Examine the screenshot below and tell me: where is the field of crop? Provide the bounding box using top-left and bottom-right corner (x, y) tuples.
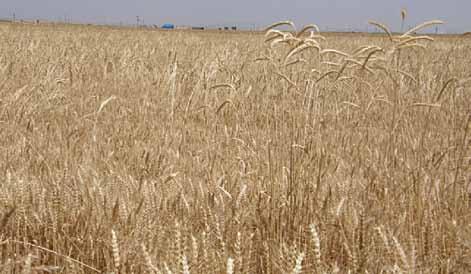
(0, 20), (470, 273)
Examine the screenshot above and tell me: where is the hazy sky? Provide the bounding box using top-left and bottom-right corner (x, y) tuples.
(2, 0), (470, 32)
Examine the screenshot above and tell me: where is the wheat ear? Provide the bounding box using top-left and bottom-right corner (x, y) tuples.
(401, 9), (407, 22)
(395, 36), (434, 48)
(401, 20), (444, 37)
(296, 24), (320, 37)
(310, 224), (322, 267)
(142, 244), (161, 274)
(264, 21), (296, 32)
(227, 257), (234, 274)
(284, 43), (320, 64)
(320, 49), (350, 58)
(368, 21), (393, 42)
(292, 252), (305, 274)
(111, 229), (120, 272)
(181, 255), (190, 274)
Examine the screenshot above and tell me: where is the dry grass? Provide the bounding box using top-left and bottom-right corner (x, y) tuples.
(0, 19), (470, 273)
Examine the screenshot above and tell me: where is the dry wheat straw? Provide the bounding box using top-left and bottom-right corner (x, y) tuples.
(10, 240), (100, 273)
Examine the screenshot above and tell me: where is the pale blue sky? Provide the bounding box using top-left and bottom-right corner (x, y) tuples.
(1, 0), (469, 32)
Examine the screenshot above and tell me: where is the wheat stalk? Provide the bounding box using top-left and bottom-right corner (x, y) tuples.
(9, 240), (100, 273)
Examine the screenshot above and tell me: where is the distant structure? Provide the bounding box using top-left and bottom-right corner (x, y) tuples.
(217, 26), (237, 31)
(161, 23), (175, 29)
(192, 26), (204, 30)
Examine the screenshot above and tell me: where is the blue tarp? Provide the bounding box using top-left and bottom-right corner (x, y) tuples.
(161, 23), (174, 29)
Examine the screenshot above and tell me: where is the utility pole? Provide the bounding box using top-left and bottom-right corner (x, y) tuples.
(12, 13), (15, 22)
(136, 16), (140, 27)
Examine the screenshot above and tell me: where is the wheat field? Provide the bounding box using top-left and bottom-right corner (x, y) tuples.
(0, 19), (470, 273)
